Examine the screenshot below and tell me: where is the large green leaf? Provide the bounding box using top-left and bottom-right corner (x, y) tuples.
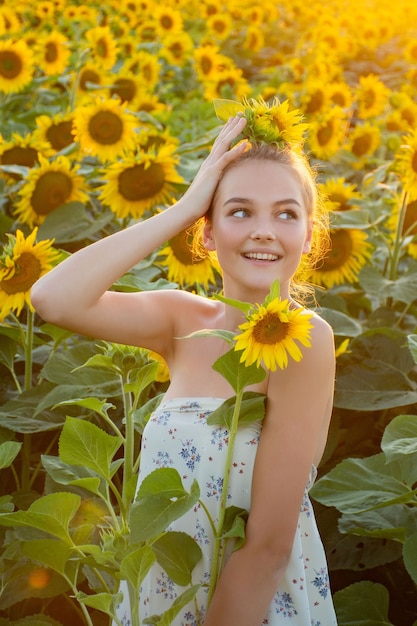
(403, 532), (417, 584)
(0, 441), (22, 469)
(22, 539), (72, 577)
(310, 453), (416, 514)
(212, 348), (266, 393)
(206, 392), (266, 429)
(334, 581), (393, 625)
(152, 531), (202, 585)
(338, 504), (417, 542)
(359, 264), (417, 306)
(59, 417), (122, 480)
(381, 414), (417, 463)
(317, 307), (363, 337)
(143, 584), (201, 626)
(120, 544), (156, 591)
(37, 201), (113, 243)
(0, 383), (66, 433)
(0, 492), (81, 543)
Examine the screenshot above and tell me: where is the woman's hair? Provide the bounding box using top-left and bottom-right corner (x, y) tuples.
(191, 142), (330, 302)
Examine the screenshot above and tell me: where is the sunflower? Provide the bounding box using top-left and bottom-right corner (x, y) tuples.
(147, 350), (170, 383)
(74, 63), (105, 101)
(158, 228), (221, 288)
(299, 81), (330, 116)
(73, 98), (137, 162)
(107, 71), (147, 109)
(307, 107), (347, 160)
(0, 39), (34, 94)
(309, 228), (373, 288)
(154, 6), (183, 37)
(123, 50), (161, 90)
(346, 122), (381, 169)
(355, 74), (390, 120)
(394, 130), (417, 198)
(214, 96), (308, 148)
(34, 112), (76, 153)
(206, 14), (233, 40)
(35, 31), (71, 76)
(329, 81), (354, 110)
(234, 298), (314, 372)
(0, 132), (53, 180)
(14, 155), (89, 228)
(0, 228), (60, 320)
(318, 177), (362, 212)
(0, 6), (21, 34)
(243, 25), (264, 53)
(193, 44), (223, 80)
(85, 25), (118, 70)
(98, 146), (183, 219)
(159, 32), (194, 66)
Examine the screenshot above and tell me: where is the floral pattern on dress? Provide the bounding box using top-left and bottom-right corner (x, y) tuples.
(114, 398), (337, 626)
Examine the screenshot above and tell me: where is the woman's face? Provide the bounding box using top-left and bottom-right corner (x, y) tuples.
(203, 159), (313, 301)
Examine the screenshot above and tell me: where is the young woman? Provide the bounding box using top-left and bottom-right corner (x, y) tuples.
(31, 115), (337, 625)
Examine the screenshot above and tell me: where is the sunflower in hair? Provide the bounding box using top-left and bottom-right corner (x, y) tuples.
(214, 96), (308, 149)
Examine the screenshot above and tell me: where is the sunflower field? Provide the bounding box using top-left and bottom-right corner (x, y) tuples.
(0, 0), (417, 624)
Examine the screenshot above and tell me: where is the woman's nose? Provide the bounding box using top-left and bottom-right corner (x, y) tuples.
(250, 222), (276, 241)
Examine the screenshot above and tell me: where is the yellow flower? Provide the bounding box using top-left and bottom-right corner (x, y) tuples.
(36, 31), (71, 76)
(318, 177), (362, 212)
(123, 50), (161, 90)
(74, 63), (104, 100)
(0, 132), (53, 181)
(214, 96), (308, 149)
(234, 298), (314, 372)
(14, 155), (89, 228)
(34, 112), (75, 153)
(307, 107), (347, 160)
(148, 350), (170, 383)
(194, 44), (223, 80)
(0, 228), (60, 320)
(158, 228), (221, 289)
(355, 74), (390, 120)
(394, 130), (417, 198)
(107, 71), (147, 109)
(0, 39), (34, 94)
(154, 6), (184, 37)
(159, 32), (194, 66)
(309, 228), (373, 288)
(73, 98), (137, 162)
(346, 122), (381, 168)
(206, 14), (233, 40)
(85, 25), (118, 70)
(98, 146), (183, 219)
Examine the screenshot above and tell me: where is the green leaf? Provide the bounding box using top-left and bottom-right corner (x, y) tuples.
(206, 392), (266, 429)
(52, 397), (116, 419)
(213, 98), (245, 121)
(381, 414), (417, 463)
(143, 585), (201, 626)
(0, 441), (22, 469)
(316, 308), (362, 337)
(131, 472), (200, 542)
(359, 264), (417, 306)
(403, 532), (417, 584)
(59, 416), (122, 480)
(0, 383), (66, 433)
(408, 334), (417, 363)
(214, 292), (252, 314)
(0, 492), (81, 543)
(212, 348), (266, 394)
(136, 467), (191, 500)
(0, 334), (18, 373)
(37, 201), (113, 244)
(10, 616), (65, 626)
(181, 328), (235, 346)
(221, 506), (248, 549)
(76, 590), (123, 615)
(124, 361), (159, 395)
(120, 545), (156, 591)
(311, 454), (416, 514)
(338, 504), (417, 542)
(22, 539), (72, 577)
(152, 531), (202, 586)
(334, 581), (393, 625)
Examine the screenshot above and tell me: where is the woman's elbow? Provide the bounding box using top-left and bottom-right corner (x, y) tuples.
(30, 278), (63, 325)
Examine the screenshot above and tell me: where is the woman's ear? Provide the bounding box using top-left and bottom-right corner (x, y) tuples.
(203, 219), (216, 251)
(303, 220), (314, 254)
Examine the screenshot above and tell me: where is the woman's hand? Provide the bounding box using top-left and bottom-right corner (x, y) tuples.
(181, 115), (247, 220)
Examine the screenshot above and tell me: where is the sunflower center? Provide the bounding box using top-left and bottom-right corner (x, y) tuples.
(46, 121), (75, 151)
(31, 171), (73, 215)
(110, 78), (137, 103)
(169, 231), (195, 265)
(160, 15), (174, 29)
(88, 111), (123, 145)
(118, 162), (165, 201)
(362, 88), (376, 109)
(200, 55), (213, 75)
(321, 229), (353, 270)
(96, 37), (109, 59)
(0, 252), (42, 294)
(305, 90), (325, 115)
(45, 42), (58, 63)
(352, 134), (372, 157)
(252, 311), (288, 344)
(317, 121), (334, 146)
(79, 69), (101, 91)
(404, 200), (417, 235)
(0, 50), (23, 79)
(412, 150), (417, 174)
(1, 146), (38, 169)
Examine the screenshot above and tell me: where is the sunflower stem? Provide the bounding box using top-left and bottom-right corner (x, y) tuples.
(121, 373), (135, 522)
(21, 308), (35, 492)
(207, 389), (243, 606)
(388, 189), (408, 283)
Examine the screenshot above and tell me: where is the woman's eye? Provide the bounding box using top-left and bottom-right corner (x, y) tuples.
(279, 210), (296, 220)
(231, 208), (248, 218)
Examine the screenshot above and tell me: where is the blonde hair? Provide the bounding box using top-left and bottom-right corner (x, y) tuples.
(192, 143), (330, 302)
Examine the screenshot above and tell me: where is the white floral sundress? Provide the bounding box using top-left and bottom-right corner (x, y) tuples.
(114, 397), (338, 626)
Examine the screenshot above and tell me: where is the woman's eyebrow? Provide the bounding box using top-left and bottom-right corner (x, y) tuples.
(223, 197), (302, 208)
